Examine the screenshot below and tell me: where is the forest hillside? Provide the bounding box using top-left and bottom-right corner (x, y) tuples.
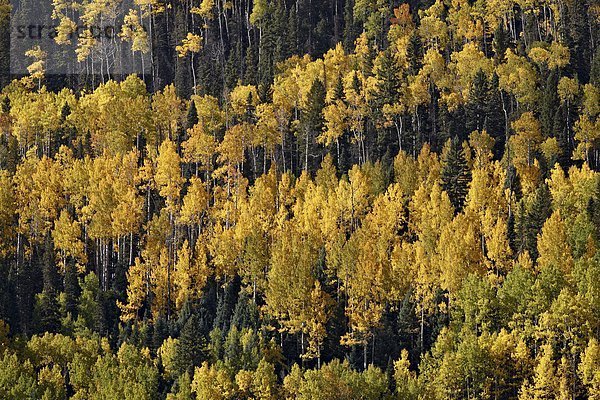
(0, 0), (599, 398)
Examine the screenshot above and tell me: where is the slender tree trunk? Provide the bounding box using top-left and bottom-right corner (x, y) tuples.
(129, 232), (134, 265)
(420, 306), (425, 355)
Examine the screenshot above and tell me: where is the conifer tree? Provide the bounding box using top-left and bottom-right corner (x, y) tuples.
(440, 137), (471, 212)
(175, 314), (208, 375)
(299, 79), (326, 173)
(186, 100), (199, 132)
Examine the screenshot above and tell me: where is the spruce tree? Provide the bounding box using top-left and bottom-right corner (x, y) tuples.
(440, 137), (471, 212)
(231, 292), (259, 330)
(588, 180), (600, 242)
(342, 0), (357, 51)
(175, 314), (208, 375)
(64, 261), (80, 318)
(406, 33), (423, 76)
(35, 235), (61, 333)
(465, 70), (489, 134)
(244, 44), (258, 86)
(540, 70), (559, 137)
(492, 24), (509, 65)
(299, 78), (326, 174)
(484, 74), (506, 157)
(333, 75), (345, 101)
(153, 315), (168, 353)
(516, 184), (552, 260)
(186, 100), (198, 131)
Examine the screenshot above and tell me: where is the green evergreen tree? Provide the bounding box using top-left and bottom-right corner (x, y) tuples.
(186, 100), (199, 131)
(515, 184), (552, 259)
(406, 33), (423, 76)
(540, 70), (559, 138)
(35, 236), (60, 333)
(175, 314), (208, 375)
(484, 74), (506, 157)
(492, 24), (509, 65)
(375, 49), (401, 161)
(441, 137), (471, 212)
(63, 261), (80, 318)
(299, 78), (326, 174)
(465, 70), (489, 133)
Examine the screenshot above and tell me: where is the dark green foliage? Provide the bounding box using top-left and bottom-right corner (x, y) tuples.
(465, 70), (490, 134)
(407, 32), (423, 76)
(514, 184), (552, 259)
(175, 314), (208, 375)
(375, 49), (401, 162)
(231, 292), (259, 331)
(185, 100), (198, 131)
(540, 70), (559, 137)
(63, 262), (80, 319)
(441, 137), (471, 212)
(153, 315), (169, 352)
(299, 78), (326, 174)
(492, 23), (509, 65)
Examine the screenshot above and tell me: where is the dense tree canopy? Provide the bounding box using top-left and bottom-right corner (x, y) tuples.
(0, 0), (598, 398)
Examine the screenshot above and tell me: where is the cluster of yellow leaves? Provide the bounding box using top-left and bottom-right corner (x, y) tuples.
(176, 33), (203, 58)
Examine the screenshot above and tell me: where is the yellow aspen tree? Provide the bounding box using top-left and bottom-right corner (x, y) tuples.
(447, 0), (484, 42)
(52, 210), (86, 274)
(448, 43), (494, 103)
(510, 112), (543, 193)
(24, 46), (47, 89)
(192, 362), (236, 400)
(548, 42), (570, 69)
(254, 103), (282, 171)
(497, 49), (539, 108)
(178, 176), (209, 232)
(152, 85), (185, 145)
(236, 169), (278, 300)
(118, 257), (150, 322)
(69, 77), (153, 155)
(250, 358), (278, 400)
(320, 100), (348, 148)
(482, 211), (512, 274)
(209, 222), (241, 283)
(418, 0), (449, 50)
(138, 210), (171, 318)
(536, 210), (574, 276)
(0, 171), (15, 258)
(155, 139), (184, 212)
(582, 84), (600, 118)
(14, 151), (65, 245)
(176, 33), (203, 94)
(466, 161), (508, 220)
(519, 344), (558, 400)
(573, 115), (600, 165)
(183, 122), (217, 178)
(410, 182), (454, 254)
(151, 247), (172, 318)
(120, 9), (150, 53)
(342, 184), (405, 368)
(469, 130), (495, 168)
(305, 282), (333, 368)
(229, 85), (259, 118)
(111, 185), (144, 265)
(265, 222), (319, 360)
(51, 0), (77, 45)
(436, 212), (485, 299)
(173, 241), (195, 311)
(579, 339), (600, 400)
